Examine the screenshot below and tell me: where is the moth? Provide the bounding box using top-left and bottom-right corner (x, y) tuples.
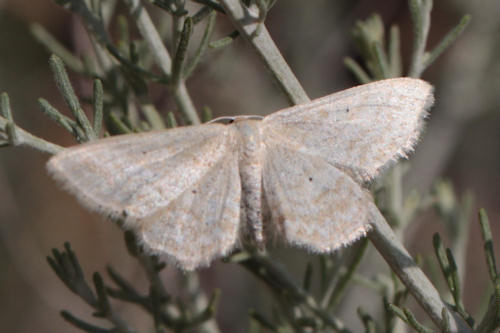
(47, 78), (433, 270)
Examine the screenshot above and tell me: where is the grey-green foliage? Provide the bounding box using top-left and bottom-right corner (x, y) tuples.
(1, 1), (497, 333)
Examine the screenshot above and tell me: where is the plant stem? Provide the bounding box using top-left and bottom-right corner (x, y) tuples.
(368, 210), (473, 333)
(218, 0), (310, 105)
(124, 0), (201, 124)
(183, 272), (220, 333)
(2, 122), (63, 154)
(408, 0), (432, 77)
(30, 23), (85, 73)
(238, 252), (351, 332)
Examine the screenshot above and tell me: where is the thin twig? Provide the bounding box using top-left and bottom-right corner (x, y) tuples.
(123, 0), (201, 124)
(92, 79), (104, 136)
(218, 0), (310, 105)
(47, 243), (138, 333)
(368, 210), (473, 333)
(38, 98), (86, 140)
(388, 25), (402, 77)
(235, 251), (352, 333)
(466, 209), (499, 332)
(408, 0), (432, 77)
(423, 15), (471, 70)
(183, 272), (221, 333)
(344, 57), (371, 84)
(323, 239), (369, 310)
(192, 0), (225, 14)
(184, 10), (217, 78)
(49, 54), (97, 141)
(0, 94), (63, 154)
(30, 23), (85, 73)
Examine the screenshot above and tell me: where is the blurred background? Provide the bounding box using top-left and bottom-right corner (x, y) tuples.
(0, 0), (499, 332)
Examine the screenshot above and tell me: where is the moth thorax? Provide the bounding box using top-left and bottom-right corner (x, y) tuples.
(235, 120), (265, 247)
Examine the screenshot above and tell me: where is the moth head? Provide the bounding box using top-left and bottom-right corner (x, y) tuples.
(209, 115), (264, 125)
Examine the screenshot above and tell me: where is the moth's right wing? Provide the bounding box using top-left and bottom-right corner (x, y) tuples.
(260, 78), (432, 251)
(262, 78), (433, 182)
(47, 124), (242, 270)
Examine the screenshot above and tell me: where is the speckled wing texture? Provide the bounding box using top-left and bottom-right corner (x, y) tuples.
(262, 146), (376, 251)
(262, 78), (434, 182)
(261, 78), (433, 251)
(47, 124), (241, 270)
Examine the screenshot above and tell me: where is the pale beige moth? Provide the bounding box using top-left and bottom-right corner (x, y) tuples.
(47, 78), (433, 270)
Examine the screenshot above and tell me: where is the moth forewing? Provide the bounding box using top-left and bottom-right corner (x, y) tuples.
(261, 77), (433, 182)
(47, 124), (243, 270)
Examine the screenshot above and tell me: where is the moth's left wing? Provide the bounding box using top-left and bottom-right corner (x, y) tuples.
(47, 124), (242, 270)
(262, 78), (433, 182)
